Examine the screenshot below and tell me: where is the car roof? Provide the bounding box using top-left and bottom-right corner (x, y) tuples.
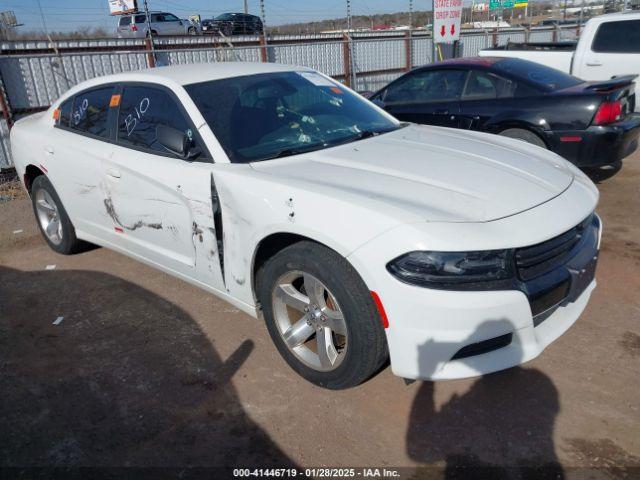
(56, 62), (314, 103)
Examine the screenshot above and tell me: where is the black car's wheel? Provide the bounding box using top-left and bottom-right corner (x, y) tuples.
(499, 128), (547, 149)
(221, 24), (233, 37)
(256, 241), (388, 390)
(31, 175), (82, 255)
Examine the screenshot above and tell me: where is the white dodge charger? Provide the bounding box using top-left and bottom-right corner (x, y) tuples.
(10, 62), (601, 389)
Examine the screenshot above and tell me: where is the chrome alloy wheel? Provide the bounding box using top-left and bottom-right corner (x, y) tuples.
(272, 271), (348, 372)
(35, 188), (63, 245)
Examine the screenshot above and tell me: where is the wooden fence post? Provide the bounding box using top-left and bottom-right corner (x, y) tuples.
(0, 69), (14, 129)
(144, 37), (156, 68)
(342, 33), (351, 88)
(259, 35), (268, 62)
(404, 31), (412, 71)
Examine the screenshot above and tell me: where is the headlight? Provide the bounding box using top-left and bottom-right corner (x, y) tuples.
(386, 250), (514, 290)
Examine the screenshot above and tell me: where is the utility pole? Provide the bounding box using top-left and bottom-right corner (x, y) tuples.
(409, 0), (414, 29)
(346, 0), (352, 32)
(244, 0), (249, 14)
(259, 0), (266, 37)
(143, 0), (156, 65)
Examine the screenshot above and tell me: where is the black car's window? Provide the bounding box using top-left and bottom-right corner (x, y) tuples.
(56, 98), (72, 127)
(592, 20), (640, 53)
(493, 58), (581, 91)
(384, 70), (467, 104)
(117, 86), (198, 157)
(186, 71), (400, 164)
(69, 87), (113, 138)
(134, 14), (146, 23)
(462, 70), (516, 100)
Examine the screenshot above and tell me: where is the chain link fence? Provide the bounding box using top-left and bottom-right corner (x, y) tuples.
(0, 25), (578, 169)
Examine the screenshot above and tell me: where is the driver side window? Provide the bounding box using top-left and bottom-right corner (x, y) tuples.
(384, 70), (467, 105)
(116, 85), (202, 158)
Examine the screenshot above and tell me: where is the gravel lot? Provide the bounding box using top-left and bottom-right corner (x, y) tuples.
(1, 151), (639, 478)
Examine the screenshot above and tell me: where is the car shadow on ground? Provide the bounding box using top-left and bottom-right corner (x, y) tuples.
(406, 320), (564, 479)
(0, 266), (296, 472)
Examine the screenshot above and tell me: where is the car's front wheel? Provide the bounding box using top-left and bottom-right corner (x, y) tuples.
(31, 175), (81, 255)
(257, 241), (388, 389)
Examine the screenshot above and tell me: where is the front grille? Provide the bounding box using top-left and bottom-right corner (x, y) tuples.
(515, 215), (592, 281)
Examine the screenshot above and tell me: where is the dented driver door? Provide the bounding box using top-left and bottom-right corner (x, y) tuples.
(100, 84), (225, 291)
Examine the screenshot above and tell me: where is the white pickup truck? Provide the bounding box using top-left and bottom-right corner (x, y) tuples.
(480, 12), (640, 110)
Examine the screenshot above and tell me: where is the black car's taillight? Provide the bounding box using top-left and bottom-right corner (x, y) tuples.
(592, 101), (623, 125)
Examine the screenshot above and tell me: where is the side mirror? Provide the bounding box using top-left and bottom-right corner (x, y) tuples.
(156, 124), (200, 159)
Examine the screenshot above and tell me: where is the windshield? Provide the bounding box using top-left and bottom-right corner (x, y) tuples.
(186, 71), (400, 163)
(215, 13), (235, 20)
(493, 58), (582, 91)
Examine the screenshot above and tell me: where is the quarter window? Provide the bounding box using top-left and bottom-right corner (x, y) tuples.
(69, 87), (113, 138)
(463, 70), (515, 100)
(592, 20), (640, 53)
(56, 98), (72, 127)
(384, 70), (467, 104)
(117, 85), (197, 156)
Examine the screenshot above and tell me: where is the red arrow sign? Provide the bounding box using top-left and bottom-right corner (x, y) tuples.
(440, 25), (446, 37)
(451, 24), (456, 35)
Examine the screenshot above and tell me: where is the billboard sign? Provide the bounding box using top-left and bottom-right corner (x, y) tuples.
(434, 0), (463, 43)
(108, 0), (138, 15)
(514, 0), (529, 7)
(0, 11), (18, 27)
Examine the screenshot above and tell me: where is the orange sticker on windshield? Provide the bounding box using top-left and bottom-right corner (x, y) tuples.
(330, 87), (343, 94)
(109, 94), (121, 107)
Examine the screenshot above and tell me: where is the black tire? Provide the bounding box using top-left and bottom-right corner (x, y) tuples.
(31, 175), (82, 255)
(256, 241), (388, 389)
(187, 27), (197, 35)
(499, 128), (547, 149)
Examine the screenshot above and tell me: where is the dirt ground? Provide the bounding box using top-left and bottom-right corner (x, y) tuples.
(1, 151), (639, 479)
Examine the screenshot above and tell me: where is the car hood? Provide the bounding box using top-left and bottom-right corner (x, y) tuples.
(250, 125), (574, 223)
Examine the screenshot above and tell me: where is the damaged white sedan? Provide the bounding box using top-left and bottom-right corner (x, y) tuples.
(11, 62), (601, 389)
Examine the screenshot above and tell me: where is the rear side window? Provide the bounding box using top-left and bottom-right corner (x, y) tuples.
(118, 17), (130, 27)
(134, 14), (146, 23)
(117, 85), (196, 156)
(69, 87), (113, 138)
(592, 20), (640, 53)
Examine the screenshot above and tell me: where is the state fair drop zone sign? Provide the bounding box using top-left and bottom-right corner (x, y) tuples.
(108, 0), (138, 15)
(434, 0), (463, 43)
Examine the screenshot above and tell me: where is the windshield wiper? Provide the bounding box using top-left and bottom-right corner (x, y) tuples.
(258, 143), (328, 161)
(328, 123), (409, 148)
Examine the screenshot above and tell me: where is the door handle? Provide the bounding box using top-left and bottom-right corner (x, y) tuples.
(107, 168), (121, 179)
(435, 109), (449, 114)
(586, 60), (602, 66)
(44, 146), (54, 155)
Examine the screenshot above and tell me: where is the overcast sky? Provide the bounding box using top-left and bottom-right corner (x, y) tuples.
(2, 0), (446, 32)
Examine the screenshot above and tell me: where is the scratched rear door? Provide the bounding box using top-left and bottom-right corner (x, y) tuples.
(102, 84), (224, 290)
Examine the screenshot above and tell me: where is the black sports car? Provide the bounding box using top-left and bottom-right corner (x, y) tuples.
(368, 57), (640, 169)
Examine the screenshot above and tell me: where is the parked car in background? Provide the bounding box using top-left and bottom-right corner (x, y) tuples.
(201, 13), (263, 36)
(481, 12), (640, 110)
(368, 57), (640, 170)
(116, 11), (199, 38)
(10, 63), (601, 389)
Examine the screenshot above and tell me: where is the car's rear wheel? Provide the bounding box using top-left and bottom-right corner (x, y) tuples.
(256, 241), (388, 389)
(499, 128), (547, 149)
(31, 175), (81, 255)
(187, 27), (197, 35)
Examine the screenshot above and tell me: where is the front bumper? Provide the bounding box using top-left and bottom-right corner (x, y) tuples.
(548, 113), (640, 168)
(348, 175), (601, 381)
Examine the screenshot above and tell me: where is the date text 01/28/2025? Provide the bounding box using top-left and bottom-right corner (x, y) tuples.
(233, 468), (401, 477)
